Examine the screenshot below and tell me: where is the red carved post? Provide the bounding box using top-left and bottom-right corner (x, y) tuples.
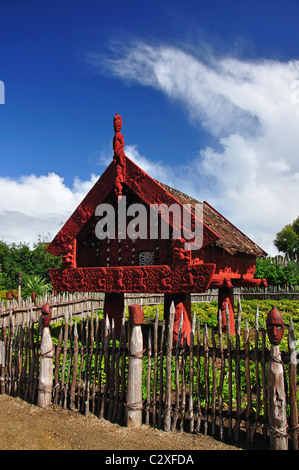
(113, 113), (126, 198)
(218, 284), (235, 335)
(164, 293), (192, 345)
(266, 306), (288, 450)
(126, 305), (144, 427)
(103, 293), (124, 340)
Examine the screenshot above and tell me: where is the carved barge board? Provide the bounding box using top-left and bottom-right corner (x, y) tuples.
(49, 263), (216, 294)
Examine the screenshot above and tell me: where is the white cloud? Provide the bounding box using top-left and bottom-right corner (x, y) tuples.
(0, 173), (99, 246)
(88, 42), (299, 255)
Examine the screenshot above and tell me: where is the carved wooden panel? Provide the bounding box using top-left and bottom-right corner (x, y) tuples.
(49, 263), (216, 294)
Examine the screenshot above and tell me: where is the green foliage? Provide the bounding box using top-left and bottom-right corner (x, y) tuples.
(141, 299), (299, 351)
(0, 238), (61, 290)
(255, 257), (299, 287)
(141, 299), (299, 406)
(21, 274), (52, 299)
(274, 216), (299, 258)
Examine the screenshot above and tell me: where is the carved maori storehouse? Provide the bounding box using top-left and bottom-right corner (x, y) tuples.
(46, 114), (267, 341)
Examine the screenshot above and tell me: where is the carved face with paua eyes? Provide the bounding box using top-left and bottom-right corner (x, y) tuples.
(41, 303), (51, 327)
(266, 306), (284, 345)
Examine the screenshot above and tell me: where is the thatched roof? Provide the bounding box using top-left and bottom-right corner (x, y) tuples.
(156, 181), (267, 258)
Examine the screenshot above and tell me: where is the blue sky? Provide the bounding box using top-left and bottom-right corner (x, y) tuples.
(1, 0), (299, 255)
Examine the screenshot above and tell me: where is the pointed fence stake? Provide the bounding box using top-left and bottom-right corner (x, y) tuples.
(164, 301), (175, 432)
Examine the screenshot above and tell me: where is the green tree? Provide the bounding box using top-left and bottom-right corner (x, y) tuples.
(0, 239), (61, 290)
(255, 257), (299, 286)
(274, 216), (299, 259)
(21, 274), (52, 299)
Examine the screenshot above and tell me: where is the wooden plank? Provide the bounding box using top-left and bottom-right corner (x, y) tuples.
(211, 329), (217, 437)
(96, 318), (105, 417)
(78, 314), (85, 412)
(234, 298), (242, 442)
(251, 305), (261, 443)
(100, 315), (110, 419)
(288, 318), (298, 450)
(107, 318), (116, 421)
(244, 319), (252, 443)
(64, 313), (73, 409)
(152, 308), (159, 427)
(70, 321), (79, 411)
(171, 312), (183, 432)
(28, 318), (37, 403)
(145, 328), (152, 425)
(203, 323), (209, 435)
(0, 326), (7, 394)
(117, 312), (127, 423)
(261, 320), (268, 442)
(179, 333), (187, 433)
(84, 313), (91, 415)
(189, 312), (196, 434)
(7, 312), (14, 396)
(32, 319), (42, 404)
(226, 303), (232, 439)
(218, 309), (225, 441)
(16, 321), (25, 398)
(163, 302), (175, 432)
(91, 312), (99, 414)
(59, 312), (69, 407)
(23, 313), (30, 401)
(158, 320), (165, 429)
(195, 318), (201, 434)
(53, 325), (63, 405)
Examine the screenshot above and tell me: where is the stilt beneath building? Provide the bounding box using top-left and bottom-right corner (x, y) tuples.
(103, 292), (124, 340)
(218, 285), (235, 335)
(164, 293), (192, 345)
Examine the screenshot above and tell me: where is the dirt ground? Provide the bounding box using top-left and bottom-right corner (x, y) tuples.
(0, 394), (250, 452)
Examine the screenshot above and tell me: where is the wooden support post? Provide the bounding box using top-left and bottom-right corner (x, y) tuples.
(218, 285), (235, 335)
(267, 344), (288, 450)
(103, 293), (124, 340)
(126, 305), (144, 427)
(38, 325), (54, 408)
(38, 304), (54, 408)
(164, 293), (191, 345)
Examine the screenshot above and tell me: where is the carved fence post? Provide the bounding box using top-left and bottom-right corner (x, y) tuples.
(38, 303), (54, 408)
(126, 305), (144, 427)
(266, 306), (288, 450)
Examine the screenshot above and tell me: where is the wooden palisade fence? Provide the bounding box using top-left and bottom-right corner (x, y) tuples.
(0, 296), (298, 450)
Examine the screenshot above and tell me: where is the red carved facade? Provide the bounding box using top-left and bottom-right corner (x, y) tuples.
(47, 114), (221, 294)
(49, 263), (216, 294)
(46, 114), (267, 335)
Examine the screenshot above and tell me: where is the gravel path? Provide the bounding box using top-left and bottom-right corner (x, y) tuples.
(0, 394), (247, 451)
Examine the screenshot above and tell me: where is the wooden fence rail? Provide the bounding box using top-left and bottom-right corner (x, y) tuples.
(0, 298), (298, 449)
(1, 286), (299, 322)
